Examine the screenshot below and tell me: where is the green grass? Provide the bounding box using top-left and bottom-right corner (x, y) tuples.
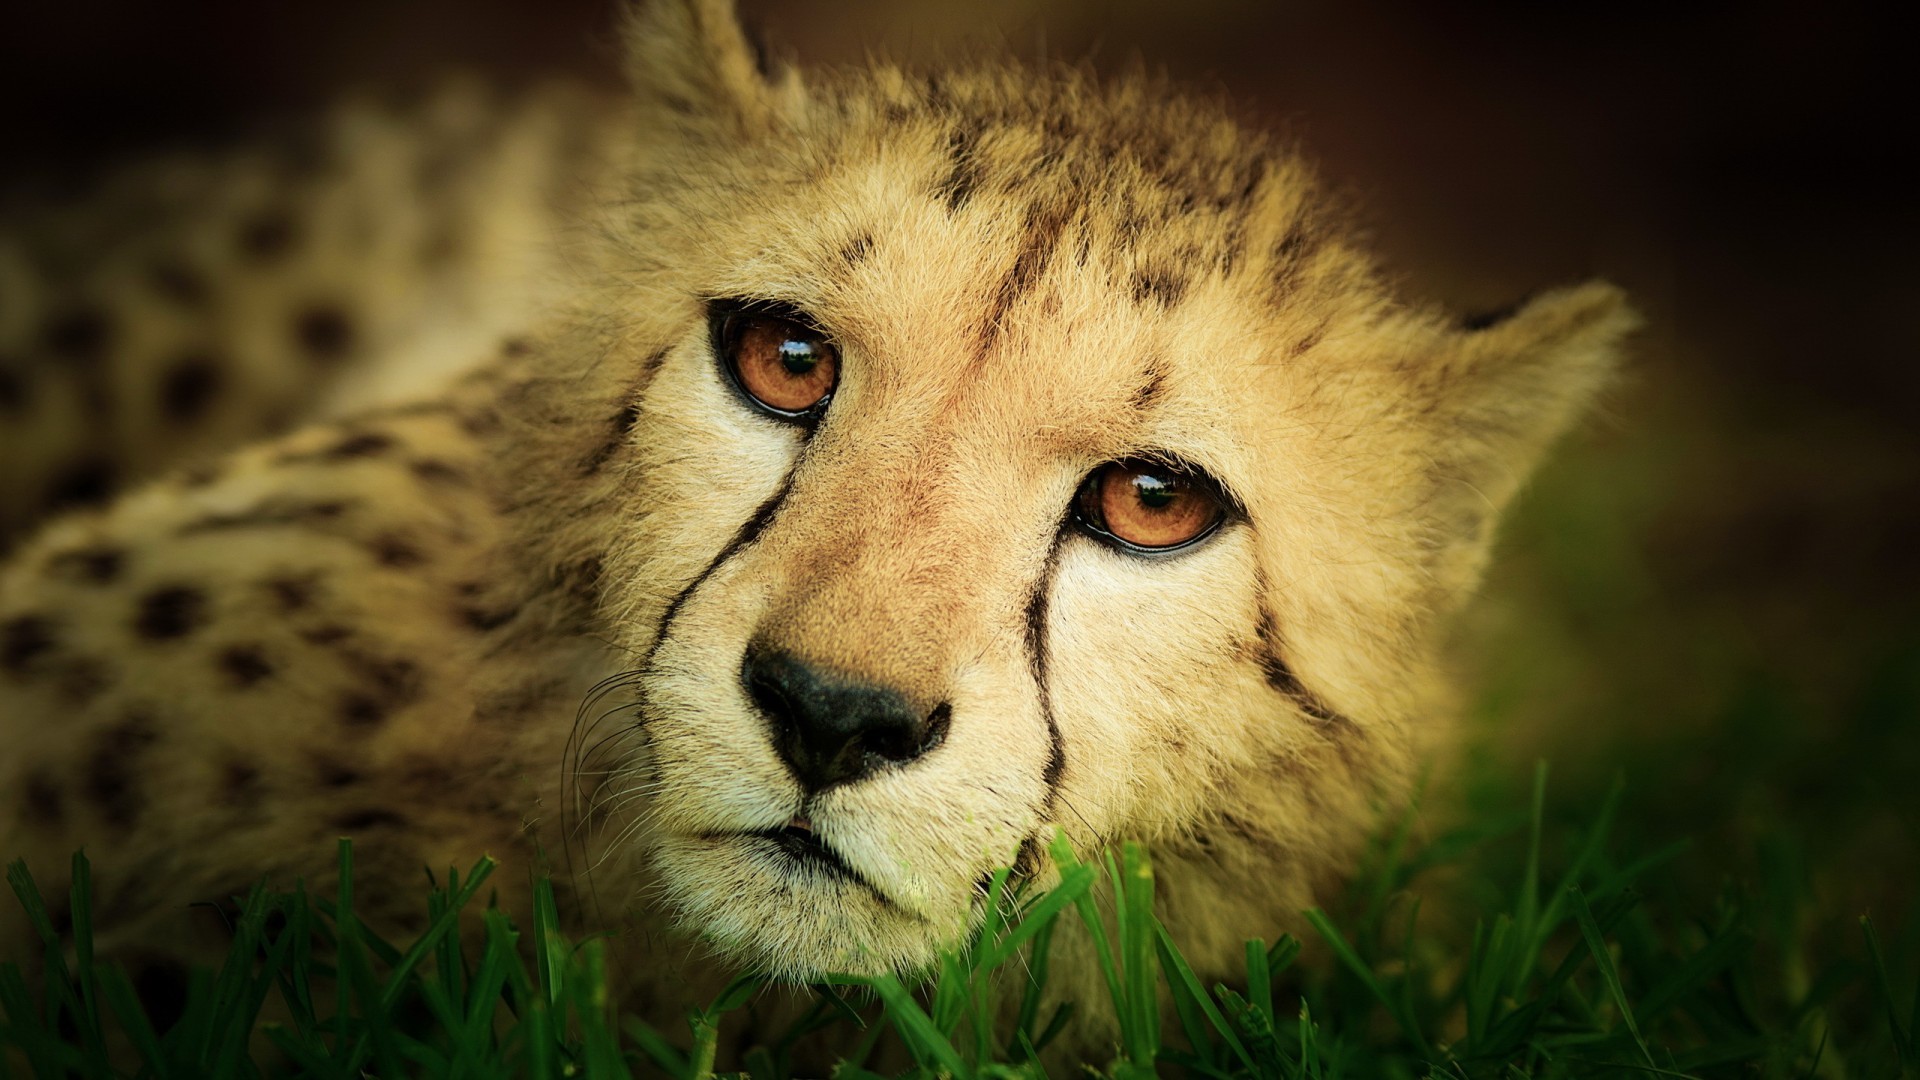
(4, 762), (1915, 1078)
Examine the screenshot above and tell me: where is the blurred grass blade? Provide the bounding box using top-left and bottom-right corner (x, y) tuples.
(1152, 924), (1253, 1073)
(1304, 907), (1431, 1057)
(1571, 885), (1655, 1066)
(849, 972), (973, 1080)
(1861, 916), (1914, 1070)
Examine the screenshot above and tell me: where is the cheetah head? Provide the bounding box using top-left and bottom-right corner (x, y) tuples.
(546, 0), (1636, 981)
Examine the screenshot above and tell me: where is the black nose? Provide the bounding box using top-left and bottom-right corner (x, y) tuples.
(742, 644), (950, 793)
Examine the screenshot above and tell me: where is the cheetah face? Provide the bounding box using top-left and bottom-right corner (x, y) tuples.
(614, 251), (1279, 978)
(576, 1), (1632, 981)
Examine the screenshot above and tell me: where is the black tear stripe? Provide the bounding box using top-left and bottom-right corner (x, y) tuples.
(1024, 530), (1068, 816)
(635, 468), (799, 687)
(1251, 572), (1352, 731)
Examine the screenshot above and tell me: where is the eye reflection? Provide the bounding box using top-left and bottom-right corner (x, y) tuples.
(1074, 459), (1225, 552)
(717, 307), (839, 418)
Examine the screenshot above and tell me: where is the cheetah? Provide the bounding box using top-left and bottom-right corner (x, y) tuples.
(0, 0), (1635, 1052)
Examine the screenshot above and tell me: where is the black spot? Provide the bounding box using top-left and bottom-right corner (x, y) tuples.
(51, 545), (124, 584)
(347, 652), (421, 705)
(134, 586), (208, 641)
(565, 553), (605, 605)
(45, 458), (116, 511)
(54, 656), (113, 705)
(159, 352), (225, 423)
(177, 499), (351, 534)
(1461, 294), (1532, 332)
(457, 408), (500, 437)
(263, 575), (317, 612)
(334, 808), (409, 832)
(1131, 367), (1168, 411)
(314, 757), (362, 788)
(743, 17), (775, 77)
(408, 458), (467, 486)
(500, 337), (531, 357)
(87, 713), (159, 831)
(580, 403), (644, 474)
(217, 644), (274, 688)
(839, 232), (873, 267)
(221, 759), (263, 809)
(20, 769), (63, 827)
(293, 306), (354, 362)
(179, 463), (223, 489)
(42, 308), (113, 363)
(2, 614), (56, 672)
(933, 124), (980, 212)
(0, 361), (27, 414)
(458, 603), (517, 632)
(237, 211), (299, 262)
(131, 960), (190, 1033)
(1270, 222), (1320, 294)
(978, 205), (1067, 359)
(339, 692), (387, 729)
(147, 260), (210, 307)
(369, 533), (424, 568)
(323, 431), (395, 459)
(300, 624), (352, 646)
(1288, 321), (1329, 359)
(1130, 269), (1188, 308)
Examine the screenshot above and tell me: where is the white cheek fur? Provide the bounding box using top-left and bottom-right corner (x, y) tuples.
(1045, 525), (1269, 840)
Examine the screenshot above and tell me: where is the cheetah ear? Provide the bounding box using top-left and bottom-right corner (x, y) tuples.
(1419, 280), (1639, 599)
(622, 0), (804, 131)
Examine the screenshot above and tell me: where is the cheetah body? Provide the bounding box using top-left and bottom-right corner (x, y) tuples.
(0, 0), (1635, 1051)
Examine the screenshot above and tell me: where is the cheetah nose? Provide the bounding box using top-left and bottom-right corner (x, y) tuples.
(742, 642), (951, 794)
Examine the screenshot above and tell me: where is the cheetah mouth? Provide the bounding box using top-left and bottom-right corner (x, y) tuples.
(721, 818), (903, 914)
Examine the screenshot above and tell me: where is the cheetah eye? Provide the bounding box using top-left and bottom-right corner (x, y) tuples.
(711, 301), (840, 422)
(1072, 458), (1228, 553)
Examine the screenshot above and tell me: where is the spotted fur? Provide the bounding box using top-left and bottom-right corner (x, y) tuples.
(0, 0), (1635, 1056)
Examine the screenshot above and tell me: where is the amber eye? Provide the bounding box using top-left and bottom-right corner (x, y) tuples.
(1073, 459), (1227, 552)
(717, 307), (839, 419)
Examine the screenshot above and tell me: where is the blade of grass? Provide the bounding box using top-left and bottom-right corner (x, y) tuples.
(1304, 907), (1432, 1058)
(625, 1017), (691, 1076)
(266, 1022), (347, 1077)
(1119, 842), (1159, 1067)
(5, 860), (93, 1067)
(1048, 833), (1123, 1018)
(1152, 924), (1254, 1074)
(96, 964), (173, 1079)
(1861, 916), (1914, 1070)
(377, 856), (496, 1012)
(843, 971), (973, 1080)
(1571, 885), (1655, 1067)
(978, 863), (1096, 973)
(65, 853), (109, 1076)
(571, 939), (629, 1080)
(0, 961), (62, 1079)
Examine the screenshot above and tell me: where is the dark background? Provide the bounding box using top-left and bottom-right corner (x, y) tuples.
(4, 0), (1914, 943)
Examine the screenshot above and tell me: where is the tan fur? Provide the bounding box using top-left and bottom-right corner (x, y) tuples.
(0, 0), (1635, 1056)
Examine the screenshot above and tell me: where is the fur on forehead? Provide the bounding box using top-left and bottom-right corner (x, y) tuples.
(619, 1), (1343, 287)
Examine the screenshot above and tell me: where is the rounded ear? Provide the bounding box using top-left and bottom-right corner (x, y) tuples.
(621, 0), (805, 133)
(1419, 280), (1640, 597)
